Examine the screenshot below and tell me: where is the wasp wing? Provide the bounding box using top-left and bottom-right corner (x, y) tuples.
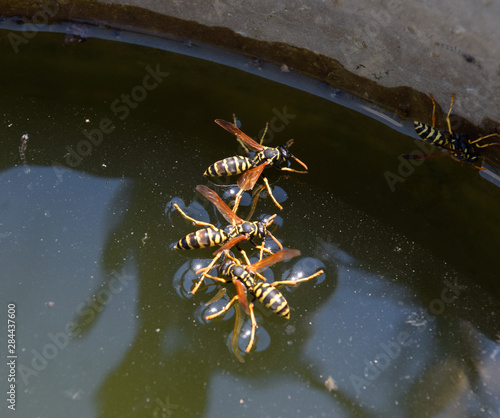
(215, 119), (266, 152)
(196, 185), (243, 225)
(234, 279), (250, 315)
(237, 161), (269, 191)
(246, 249), (301, 274)
(213, 235), (249, 255)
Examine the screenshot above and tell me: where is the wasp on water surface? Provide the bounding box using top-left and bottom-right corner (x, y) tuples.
(173, 185), (283, 294)
(409, 93), (500, 169)
(199, 249), (324, 353)
(204, 117), (309, 211)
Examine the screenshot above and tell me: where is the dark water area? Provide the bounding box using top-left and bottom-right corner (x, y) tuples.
(0, 24), (499, 417)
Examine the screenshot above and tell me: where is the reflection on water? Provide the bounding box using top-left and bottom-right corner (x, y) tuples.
(0, 28), (499, 418)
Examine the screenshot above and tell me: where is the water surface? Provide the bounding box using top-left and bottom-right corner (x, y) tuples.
(0, 27), (499, 418)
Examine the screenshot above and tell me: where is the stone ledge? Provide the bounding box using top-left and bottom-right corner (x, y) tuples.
(2, 0), (500, 159)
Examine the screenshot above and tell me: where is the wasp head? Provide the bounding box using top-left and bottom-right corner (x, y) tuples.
(279, 139), (308, 172)
(254, 221), (267, 239)
(220, 259), (235, 276)
(277, 142), (292, 163)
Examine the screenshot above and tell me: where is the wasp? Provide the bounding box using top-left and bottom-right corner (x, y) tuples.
(410, 93), (500, 169)
(204, 117), (309, 211)
(173, 185), (283, 294)
(200, 249), (324, 353)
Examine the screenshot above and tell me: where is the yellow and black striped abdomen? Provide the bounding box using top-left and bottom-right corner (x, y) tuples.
(175, 227), (227, 250)
(254, 283), (290, 320)
(414, 121), (449, 147)
(204, 156), (253, 177)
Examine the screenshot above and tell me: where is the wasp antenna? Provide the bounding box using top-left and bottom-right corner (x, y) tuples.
(267, 230), (283, 250)
(265, 213), (277, 226)
(195, 263), (221, 275)
(292, 155), (309, 171)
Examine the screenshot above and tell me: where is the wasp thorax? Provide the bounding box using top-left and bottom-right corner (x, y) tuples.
(231, 264), (247, 278)
(238, 222), (256, 235)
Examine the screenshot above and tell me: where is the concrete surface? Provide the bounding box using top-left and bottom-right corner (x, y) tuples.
(2, 0), (500, 133)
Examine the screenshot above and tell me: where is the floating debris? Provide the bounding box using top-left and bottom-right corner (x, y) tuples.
(19, 133), (30, 174)
(64, 24), (88, 46)
(324, 375), (338, 392)
(280, 64), (290, 72)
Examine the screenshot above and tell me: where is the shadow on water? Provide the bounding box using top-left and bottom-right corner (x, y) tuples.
(0, 28), (499, 417)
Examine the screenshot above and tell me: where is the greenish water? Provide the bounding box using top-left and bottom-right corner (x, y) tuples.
(0, 26), (499, 418)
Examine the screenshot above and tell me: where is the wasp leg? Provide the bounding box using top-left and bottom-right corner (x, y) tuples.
(261, 176), (283, 210)
(272, 269), (324, 287)
(205, 295), (240, 320)
(249, 248), (269, 281)
(173, 204), (217, 229)
(245, 300), (258, 353)
(449, 154), (486, 171)
(224, 250), (245, 265)
(244, 184), (266, 221)
(469, 133), (500, 148)
(251, 270), (267, 282)
(240, 250), (267, 282)
(247, 234), (275, 257)
(445, 93), (455, 135)
(257, 243), (273, 259)
(238, 140), (252, 156)
(257, 244), (274, 261)
(232, 189), (244, 214)
(195, 254), (225, 275)
(196, 272), (228, 284)
(252, 241), (275, 253)
(195, 264), (219, 275)
(256, 244), (274, 261)
(192, 252), (224, 294)
(279, 167), (308, 174)
(224, 250), (252, 270)
(255, 239), (277, 260)
(232, 113), (254, 156)
(259, 121), (269, 145)
(239, 249), (250, 264)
